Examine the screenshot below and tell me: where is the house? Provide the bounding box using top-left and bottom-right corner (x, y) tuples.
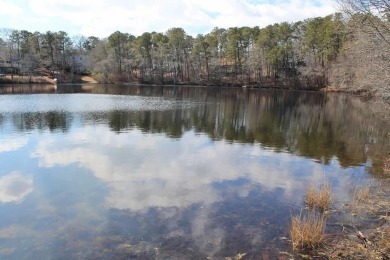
(70, 55), (88, 73)
(0, 55), (21, 73)
(0, 55), (10, 68)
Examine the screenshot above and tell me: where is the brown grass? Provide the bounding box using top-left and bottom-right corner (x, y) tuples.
(290, 211), (326, 250)
(81, 76), (98, 83)
(0, 75), (55, 84)
(351, 185), (371, 215)
(379, 228), (390, 253)
(304, 183), (333, 211)
(353, 186), (371, 203)
(384, 157), (390, 175)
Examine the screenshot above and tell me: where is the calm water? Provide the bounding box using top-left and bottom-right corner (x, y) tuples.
(0, 84), (389, 259)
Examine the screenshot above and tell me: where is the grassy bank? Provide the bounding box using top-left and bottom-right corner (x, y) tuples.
(324, 181), (390, 259)
(289, 161), (390, 259)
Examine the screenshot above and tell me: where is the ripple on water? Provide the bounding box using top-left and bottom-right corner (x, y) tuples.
(0, 94), (198, 114)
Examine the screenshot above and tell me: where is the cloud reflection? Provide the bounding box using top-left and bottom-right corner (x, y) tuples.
(0, 172), (33, 203)
(0, 137), (28, 153)
(31, 126), (356, 211)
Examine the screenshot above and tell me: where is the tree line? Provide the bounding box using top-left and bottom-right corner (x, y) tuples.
(0, 14), (345, 88)
(0, 0), (389, 96)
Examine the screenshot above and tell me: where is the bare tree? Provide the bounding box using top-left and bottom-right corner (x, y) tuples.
(334, 0), (390, 106)
(337, 0), (390, 44)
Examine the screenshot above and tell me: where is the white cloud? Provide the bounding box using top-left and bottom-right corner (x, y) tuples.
(0, 0), (23, 16)
(1, 0), (336, 37)
(0, 172), (33, 203)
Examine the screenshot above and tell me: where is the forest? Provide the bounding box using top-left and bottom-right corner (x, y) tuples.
(0, 0), (389, 103)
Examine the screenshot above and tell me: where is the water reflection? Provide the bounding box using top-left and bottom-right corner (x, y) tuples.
(0, 136), (28, 153)
(0, 172), (33, 203)
(31, 127), (316, 210)
(0, 84), (389, 258)
(1, 85), (387, 169)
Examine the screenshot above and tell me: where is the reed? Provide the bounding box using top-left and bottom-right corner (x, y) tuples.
(350, 185), (371, 215)
(304, 183), (333, 211)
(353, 185), (371, 203)
(290, 210), (326, 250)
(384, 157), (390, 175)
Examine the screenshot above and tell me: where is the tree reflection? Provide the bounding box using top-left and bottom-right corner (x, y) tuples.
(1, 85), (389, 169)
(97, 87), (388, 169)
(11, 111), (72, 132)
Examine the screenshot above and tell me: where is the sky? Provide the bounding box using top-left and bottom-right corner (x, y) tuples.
(0, 0), (336, 38)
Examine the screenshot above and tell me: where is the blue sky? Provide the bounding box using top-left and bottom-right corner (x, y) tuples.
(0, 0), (336, 38)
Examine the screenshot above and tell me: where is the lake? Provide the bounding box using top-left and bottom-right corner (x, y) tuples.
(0, 84), (389, 259)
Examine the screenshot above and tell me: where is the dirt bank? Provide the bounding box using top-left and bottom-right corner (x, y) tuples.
(0, 75), (55, 84)
(0, 75), (98, 84)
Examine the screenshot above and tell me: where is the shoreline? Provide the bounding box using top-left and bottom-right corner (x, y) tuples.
(1, 76), (389, 122)
(324, 178), (390, 259)
(286, 178), (390, 259)
(0, 75), (98, 84)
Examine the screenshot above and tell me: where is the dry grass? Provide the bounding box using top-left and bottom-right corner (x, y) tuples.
(304, 185), (317, 209)
(351, 185), (371, 215)
(290, 211), (326, 250)
(353, 186), (371, 203)
(0, 75), (55, 84)
(304, 183), (333, 211)
(384, 157), (390, 175)
(81, 75), (98, 83)
(378, 228), (390, 253)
